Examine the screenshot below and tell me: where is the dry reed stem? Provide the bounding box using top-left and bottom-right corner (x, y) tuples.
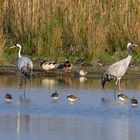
(0, 0), (140, 62)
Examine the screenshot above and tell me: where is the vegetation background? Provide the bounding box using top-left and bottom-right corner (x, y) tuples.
(0, 0), (140, 64)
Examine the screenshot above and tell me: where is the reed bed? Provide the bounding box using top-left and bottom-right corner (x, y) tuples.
(0, 0), (140, 63)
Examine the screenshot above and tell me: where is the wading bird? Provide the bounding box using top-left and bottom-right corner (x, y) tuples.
(118, 93), (130, 102)
(101, 42), (138, 91)
(5, 93), (12, 102)
(67, 94), (80, 102)
(10, 44), (33, 78)
(51, 91), (59, 100)
(131, 97), (138, 106)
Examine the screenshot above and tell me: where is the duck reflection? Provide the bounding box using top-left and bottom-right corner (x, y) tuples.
(42, 78), (56, 88)
(79, 77), (87, 83)
(57, 76), (72, 86)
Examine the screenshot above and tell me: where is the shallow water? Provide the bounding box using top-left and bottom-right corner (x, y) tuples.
(0, 75), (140, 140)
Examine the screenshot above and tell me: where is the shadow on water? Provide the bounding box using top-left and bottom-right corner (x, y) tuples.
(0, 75), (139, 139)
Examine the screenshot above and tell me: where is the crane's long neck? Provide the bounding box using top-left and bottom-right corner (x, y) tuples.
(18, 46), (22, 58)
(128, 46), (132, 56)
(127, 47), (132, 65)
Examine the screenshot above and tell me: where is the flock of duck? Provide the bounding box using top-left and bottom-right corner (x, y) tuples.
(40, 57), (87, 75)
(4, 42), (139, 107)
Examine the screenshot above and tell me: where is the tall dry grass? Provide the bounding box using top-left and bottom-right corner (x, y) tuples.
(0, 0), (140, 62)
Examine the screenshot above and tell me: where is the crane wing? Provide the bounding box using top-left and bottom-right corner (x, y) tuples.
(18, 57), (33, 71)
(106, 59), (129, 78)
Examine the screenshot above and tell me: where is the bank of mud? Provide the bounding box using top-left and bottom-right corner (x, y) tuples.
(0, 60), (139, 80)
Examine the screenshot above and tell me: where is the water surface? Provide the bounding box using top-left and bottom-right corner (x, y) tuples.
(0, 75), (140, 140)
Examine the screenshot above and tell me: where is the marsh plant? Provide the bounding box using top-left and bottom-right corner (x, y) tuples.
(0, 0), (140, 63)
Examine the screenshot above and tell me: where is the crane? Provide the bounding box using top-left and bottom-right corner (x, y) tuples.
(10, 44), (33, 78)
(101, 42), (138, 91)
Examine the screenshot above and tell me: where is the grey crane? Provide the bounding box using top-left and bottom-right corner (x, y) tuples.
(10, 44), (33, 78)
(101, 42), (138, 91)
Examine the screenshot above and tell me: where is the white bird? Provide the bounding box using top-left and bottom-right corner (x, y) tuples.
(101, 42), (138, 90)
(79, 69), (87, 76)
(40, 60), (56, 71)
(10, 44), (33, 78)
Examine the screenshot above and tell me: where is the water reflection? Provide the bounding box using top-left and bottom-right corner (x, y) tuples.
(0, 75), (139, 139)
(0, 114), (139, 140)
(16, 112), (30, 140)
(0, 75), (139, 90)
(42, 78), (56, 88)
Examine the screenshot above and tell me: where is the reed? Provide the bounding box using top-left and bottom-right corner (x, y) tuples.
(0, 0), (140, 63)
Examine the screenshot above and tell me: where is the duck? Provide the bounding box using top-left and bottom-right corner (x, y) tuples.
(64, 59), (73, 72)
(57, 59), (73, 72)
(73, 68), (87, 78)
(74, 57), (84, 65)
(5, 93), (12, 102)
(79, 69), (87, 76)
(97, 60), (104, 67)
(40, 60), (56, 71)
(81, 62), (93, 71)
(57, 63), (65, 70)
(131, 97), (138, 106)
(67, 94), (80, 102)
(118, 93), (130, 102)
(51, 91), (59, 100)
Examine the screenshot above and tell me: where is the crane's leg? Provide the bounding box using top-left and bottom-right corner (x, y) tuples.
(114, 79), (119, 98)
(116, 79), (118, 85)
(118, 78), (122, 92)
(116, 78), (122, 92)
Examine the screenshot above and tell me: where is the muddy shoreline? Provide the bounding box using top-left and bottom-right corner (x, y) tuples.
(0, 62), (139, 79)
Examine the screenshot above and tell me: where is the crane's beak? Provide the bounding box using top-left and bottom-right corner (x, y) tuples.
(133, 44), (138, 47)
(10, 45), (16, 49)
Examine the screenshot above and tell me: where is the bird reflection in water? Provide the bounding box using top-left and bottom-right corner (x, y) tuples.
(101, 97), (116, 106)
(19, 89), (31, 104)
(58, 76), (72, 87)
(42, 78), (56, 88)
(19, 76), (31, 104)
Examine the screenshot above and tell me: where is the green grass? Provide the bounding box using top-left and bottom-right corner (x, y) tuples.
(0, 0), (139, 65)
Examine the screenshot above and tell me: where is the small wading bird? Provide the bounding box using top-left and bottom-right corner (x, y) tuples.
(118, 93), (130, 102)
(51, 91), (59, 100)
(5, 93), (12, 102)
(101, 42), (138, 91)
(67, 94), (80, 102)
(117, 93), (138, 106)
(131, 97), (138, 106)
(10, 44), (33, 79)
